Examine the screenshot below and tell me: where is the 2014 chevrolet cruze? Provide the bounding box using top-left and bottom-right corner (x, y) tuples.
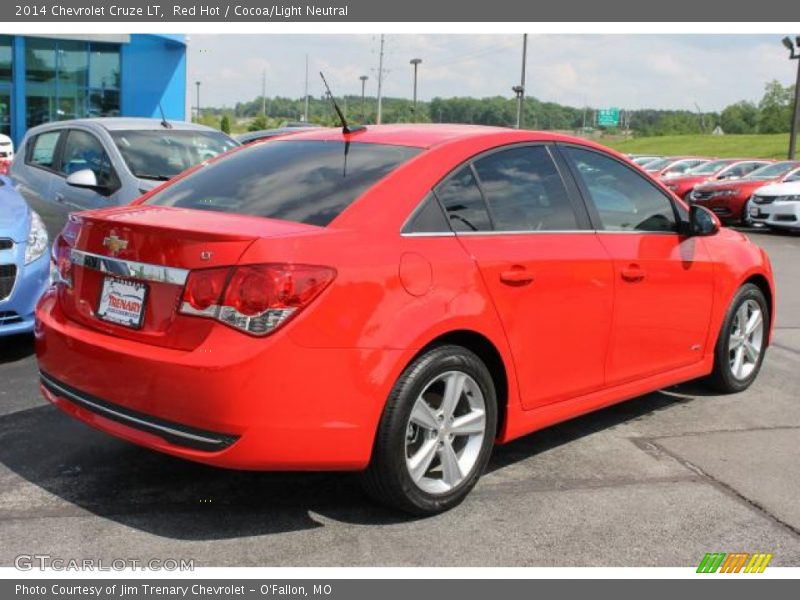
(36, 125), (775, 515)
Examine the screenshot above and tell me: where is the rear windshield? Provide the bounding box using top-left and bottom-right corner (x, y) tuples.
(111, 129), (238, 181)
(643, 157), (672, 171)
(145, 140), (421, 227)
(687, 159), (731, 175)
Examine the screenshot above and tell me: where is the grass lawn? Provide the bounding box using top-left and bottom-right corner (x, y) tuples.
(604, 134), (792, 160)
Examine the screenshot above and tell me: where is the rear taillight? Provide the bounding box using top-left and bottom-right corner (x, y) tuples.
(52, 234), (73, 287)
(180, 264), (335, 336)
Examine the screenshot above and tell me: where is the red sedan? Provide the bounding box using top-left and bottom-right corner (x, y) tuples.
(690, 161), (800, 224)
(642, 156), (710, 178)
(662, 158), (772, 200)
(36, 125), (775, 514)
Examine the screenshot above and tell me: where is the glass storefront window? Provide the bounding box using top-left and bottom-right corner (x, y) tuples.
(0, 35), (12, 82)
(0, 92), (10, 137)
(90, 43), (120, 90)
(58, 40), (89, 88)
(89, 89), (120, 118)
(24, 37), (120, 128)
(26, 38), (57, 127)
(0, 35), (12, 136)
(25, 38), (57, 84)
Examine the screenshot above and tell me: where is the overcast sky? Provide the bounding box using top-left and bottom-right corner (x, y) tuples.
(188, 34), (796, 111)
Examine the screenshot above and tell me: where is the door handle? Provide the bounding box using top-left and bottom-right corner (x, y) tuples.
(620, 264), (646, 282)
(500, 268), (535, 286)
(54, 193), (65, 203)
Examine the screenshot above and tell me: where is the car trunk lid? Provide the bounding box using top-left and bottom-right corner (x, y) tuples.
(59, 205), (317, 350)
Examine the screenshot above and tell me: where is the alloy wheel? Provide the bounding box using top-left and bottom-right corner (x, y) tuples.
(404, 371), (487, 495)
(728, 299), (764, 381)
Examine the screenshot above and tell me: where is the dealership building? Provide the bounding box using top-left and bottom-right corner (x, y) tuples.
(0, 34), (187, 146)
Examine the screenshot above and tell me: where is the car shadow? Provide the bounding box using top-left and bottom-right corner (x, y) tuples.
(0, 383), (698, 541)
(0, 334), (35, 364)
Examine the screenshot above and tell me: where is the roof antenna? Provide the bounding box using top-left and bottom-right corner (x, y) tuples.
(158, 103), (172, 129)
(319, 72), (365, 135)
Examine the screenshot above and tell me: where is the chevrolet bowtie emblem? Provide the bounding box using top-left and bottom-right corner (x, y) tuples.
(102, 234), (128, 256)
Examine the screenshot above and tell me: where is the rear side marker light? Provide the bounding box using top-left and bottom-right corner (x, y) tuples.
(52, 234), (73, 287)
(179, 264), (335, 336)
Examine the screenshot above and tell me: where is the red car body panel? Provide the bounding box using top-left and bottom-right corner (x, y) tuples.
(35, 125), (776, 471)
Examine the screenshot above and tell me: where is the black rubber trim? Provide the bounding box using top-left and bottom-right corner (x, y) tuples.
(40, 371), (239, 452)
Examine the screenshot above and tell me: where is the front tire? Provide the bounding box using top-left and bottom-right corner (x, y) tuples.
(706, 283), (769, 393)
(361, 345), (497, 515)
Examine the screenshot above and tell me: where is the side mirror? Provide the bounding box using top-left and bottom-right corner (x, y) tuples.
(65, 168), (99, 189)
(688, 204), (720, 236)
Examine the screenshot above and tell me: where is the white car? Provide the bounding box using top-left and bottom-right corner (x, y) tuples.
(749, 170), (800, 231)
(0, 133), (13, 175)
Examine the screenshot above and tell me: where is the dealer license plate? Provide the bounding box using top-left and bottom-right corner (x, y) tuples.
(97, 277), (148, 329)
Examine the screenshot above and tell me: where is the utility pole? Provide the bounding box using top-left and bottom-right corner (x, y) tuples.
(782, 36), (800, 160)
(376, 34), (385, 125)
(261, 70), (266, 118)
(195, 80), (201, 122)
(359, 75), (368, 122)
(410, 58), (422, 120)
(303, 54), (310, 123)
(515, 33), (528, 129)
(694, 102), (706, 133)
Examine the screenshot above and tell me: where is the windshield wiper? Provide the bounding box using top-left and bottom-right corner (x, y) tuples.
(136, 174), (172, 181)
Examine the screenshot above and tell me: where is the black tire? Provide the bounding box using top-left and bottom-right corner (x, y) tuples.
(361, 345), (498, 515)
(706, 283), (769, 393)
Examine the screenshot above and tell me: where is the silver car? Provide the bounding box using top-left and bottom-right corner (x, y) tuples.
(10, 118), (239, 237)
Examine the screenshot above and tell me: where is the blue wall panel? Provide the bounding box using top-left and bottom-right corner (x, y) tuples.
(120, 34), (186, 121)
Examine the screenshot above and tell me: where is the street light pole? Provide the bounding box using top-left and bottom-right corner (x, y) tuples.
(410, 58), (422, 120)
(195, 80), (201, 122)
(515, 33), (528, 129)
(376, 34), (385, 125)
(783, 36), (800, 160)
(303, 54), (310, 123)
(359, 75), (368, 122)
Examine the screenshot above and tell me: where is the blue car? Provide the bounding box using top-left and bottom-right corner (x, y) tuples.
(0, 175), (50, 336)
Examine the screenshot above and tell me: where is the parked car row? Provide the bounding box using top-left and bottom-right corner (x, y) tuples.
(630, 154), (800, 229)
(1, 117), (239, 337)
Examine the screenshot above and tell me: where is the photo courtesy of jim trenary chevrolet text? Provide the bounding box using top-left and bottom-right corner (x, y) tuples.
(0, 0), (799, 596)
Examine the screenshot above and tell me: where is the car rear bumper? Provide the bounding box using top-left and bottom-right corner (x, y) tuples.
(0, 248), (50, 337)
(35, 289), (400, 470)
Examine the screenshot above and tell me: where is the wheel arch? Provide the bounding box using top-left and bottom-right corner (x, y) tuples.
(409, 329), (510, 441)
(743, 272), (774, 339)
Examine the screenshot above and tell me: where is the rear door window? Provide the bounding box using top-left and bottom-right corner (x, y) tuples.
(145, 140), (420, 227)
(472, 145), (578, 231)
(434, 166), (492, 232)
(27, 130), (62, 170)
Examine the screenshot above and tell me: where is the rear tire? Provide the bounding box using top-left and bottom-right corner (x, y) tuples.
(361, 345), (497, 515)
(706, 283), (769, 393)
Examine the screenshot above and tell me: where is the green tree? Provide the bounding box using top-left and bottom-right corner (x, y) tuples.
(720, 101), (759, 134)
(220, 114), (231, 134)
(248, 115), (268, 132)
(758, 80), (794, 134)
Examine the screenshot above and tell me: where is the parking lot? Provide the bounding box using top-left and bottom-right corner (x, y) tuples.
(1, 228), (799, 567)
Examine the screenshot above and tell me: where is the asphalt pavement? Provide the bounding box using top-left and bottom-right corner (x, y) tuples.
(1, 228), (799, 567)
